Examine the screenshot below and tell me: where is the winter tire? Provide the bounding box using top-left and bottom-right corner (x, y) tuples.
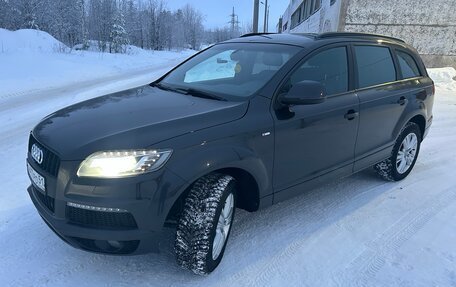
(175, 173), (236, 275)
(374, 122), (422, 181)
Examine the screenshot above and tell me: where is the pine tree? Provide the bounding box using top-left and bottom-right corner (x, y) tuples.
(110, 11), (129, 53)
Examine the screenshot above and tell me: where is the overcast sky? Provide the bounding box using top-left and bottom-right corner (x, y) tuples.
(165, 0), (290, 31)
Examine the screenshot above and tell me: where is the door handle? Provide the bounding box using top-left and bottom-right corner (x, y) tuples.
(344, 109), (359, 121)
(397, 96), (407, 105)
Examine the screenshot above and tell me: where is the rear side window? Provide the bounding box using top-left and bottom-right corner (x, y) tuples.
(282, 47), (348, 96)
(396, 50), (421, 79)
(354, 46), (396, 89)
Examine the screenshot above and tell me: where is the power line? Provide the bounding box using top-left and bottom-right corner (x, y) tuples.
(228, 7), (240, 36)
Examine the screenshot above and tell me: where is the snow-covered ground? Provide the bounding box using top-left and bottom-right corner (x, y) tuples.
(1, 30), (456, 286)
(0, 29), (195, 97)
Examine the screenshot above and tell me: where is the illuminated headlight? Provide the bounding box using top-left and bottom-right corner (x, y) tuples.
(77, 149), (172, 178)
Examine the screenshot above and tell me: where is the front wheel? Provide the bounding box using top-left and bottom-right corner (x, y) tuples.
(175, 173), (236, 275)
(374, 122), (422, 181)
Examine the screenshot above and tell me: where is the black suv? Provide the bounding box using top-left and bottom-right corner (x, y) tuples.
(27, 32), (434, 275)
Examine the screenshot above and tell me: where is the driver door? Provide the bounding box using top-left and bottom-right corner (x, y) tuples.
(273, 45), (360, 196)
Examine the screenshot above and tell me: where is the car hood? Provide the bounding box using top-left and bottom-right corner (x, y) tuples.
(33, 86), (248, 160)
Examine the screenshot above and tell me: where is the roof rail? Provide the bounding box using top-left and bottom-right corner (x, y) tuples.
(317, 32), (405, 43)
(240, 32), (276, 38)
(291, 33), (318, 39)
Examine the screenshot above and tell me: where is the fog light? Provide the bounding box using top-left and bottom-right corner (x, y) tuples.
(107, 240), (123, 249)
(67, 202), (128, 213)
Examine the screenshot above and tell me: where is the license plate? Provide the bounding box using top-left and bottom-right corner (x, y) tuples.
(27, 162), (45, 191)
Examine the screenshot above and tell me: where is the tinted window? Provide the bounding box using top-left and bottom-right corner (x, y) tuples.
(355, 46), (396, 88)
(396, 50), (421, 79)
(283, 47), (348, 96)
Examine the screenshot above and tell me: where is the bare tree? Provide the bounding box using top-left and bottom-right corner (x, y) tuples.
(0, 0), (236, 52)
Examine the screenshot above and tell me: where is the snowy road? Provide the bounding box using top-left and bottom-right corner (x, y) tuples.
(1, 67), (455, 287)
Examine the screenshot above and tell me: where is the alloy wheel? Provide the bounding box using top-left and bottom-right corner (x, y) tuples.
(212, 193), (234, 260)
(396, 133), (418, 174)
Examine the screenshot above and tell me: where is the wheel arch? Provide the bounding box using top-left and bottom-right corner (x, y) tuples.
(165, 166), (261, 225)
(394, 111), (426, 144)
(408, 114), (426, 140)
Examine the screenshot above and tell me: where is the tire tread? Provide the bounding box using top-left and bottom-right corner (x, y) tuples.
(175, 173), (235, 275)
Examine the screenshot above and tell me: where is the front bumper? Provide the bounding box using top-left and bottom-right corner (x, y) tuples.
(27, 157), (187, 255)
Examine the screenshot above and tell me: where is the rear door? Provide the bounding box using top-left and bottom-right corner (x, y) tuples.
(352, 44), (412, 171)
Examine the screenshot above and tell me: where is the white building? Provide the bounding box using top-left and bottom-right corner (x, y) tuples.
(279, 0), (456, 68)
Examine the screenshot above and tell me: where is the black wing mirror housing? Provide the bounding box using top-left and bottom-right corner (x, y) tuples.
(280, 80), (327, 105)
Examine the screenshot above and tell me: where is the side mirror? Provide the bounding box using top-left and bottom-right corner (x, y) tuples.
(280, 80), (327, 105)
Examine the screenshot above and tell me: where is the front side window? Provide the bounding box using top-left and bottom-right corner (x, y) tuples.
(396, 50), (421, 79)
(281, 46), (348, 96)
(161, 43), (300, 100)
(354, 46), (396, 89)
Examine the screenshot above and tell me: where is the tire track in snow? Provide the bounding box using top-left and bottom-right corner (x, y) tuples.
(334, 157), (454, 235)
(220, 177), (394, 287)
(0, 53), (191, 114)
(332, 185), (456, 287)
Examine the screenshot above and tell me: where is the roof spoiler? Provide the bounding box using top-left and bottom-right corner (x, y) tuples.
(240, 33), (276, 38)
(316, 32), (405, 43)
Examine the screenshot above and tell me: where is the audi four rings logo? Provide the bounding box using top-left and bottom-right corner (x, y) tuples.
(31, 144), (44, 164)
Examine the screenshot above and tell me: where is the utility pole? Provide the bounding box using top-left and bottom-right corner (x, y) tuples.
(253, 0), (259, 33)
(263, 0), (268, 32)
(229, 7), (240, 38)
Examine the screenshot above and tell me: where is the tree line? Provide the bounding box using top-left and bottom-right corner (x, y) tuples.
(0, 0), (246, 53)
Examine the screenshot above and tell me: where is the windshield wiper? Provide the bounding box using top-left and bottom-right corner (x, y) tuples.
(150, 82), (186, 94)
(176, 87), (226, 101)
(152, 82), (225, 101)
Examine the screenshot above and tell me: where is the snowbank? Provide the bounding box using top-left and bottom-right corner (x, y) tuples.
(0, 28), (67, 52)
(427, 67), (456, 91)
(73, 40), (187, 56)
(0, 29), (195, 97)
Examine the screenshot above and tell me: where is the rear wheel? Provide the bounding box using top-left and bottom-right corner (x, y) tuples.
(374, 122), (421, 181)
(175, 173), (236, 275)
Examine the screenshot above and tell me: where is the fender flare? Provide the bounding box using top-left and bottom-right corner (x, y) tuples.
(152, 143), (272, 224)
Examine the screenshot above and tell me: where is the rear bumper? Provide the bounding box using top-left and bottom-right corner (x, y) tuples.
(423, 115), (433, 140)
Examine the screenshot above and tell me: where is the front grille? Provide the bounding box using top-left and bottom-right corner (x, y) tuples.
(28, 134), (60, 177)
(34, 188), (55, 213)
(66, 206), (138, 230)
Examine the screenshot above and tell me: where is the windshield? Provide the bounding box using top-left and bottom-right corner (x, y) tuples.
(159, 43), (300, 100)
